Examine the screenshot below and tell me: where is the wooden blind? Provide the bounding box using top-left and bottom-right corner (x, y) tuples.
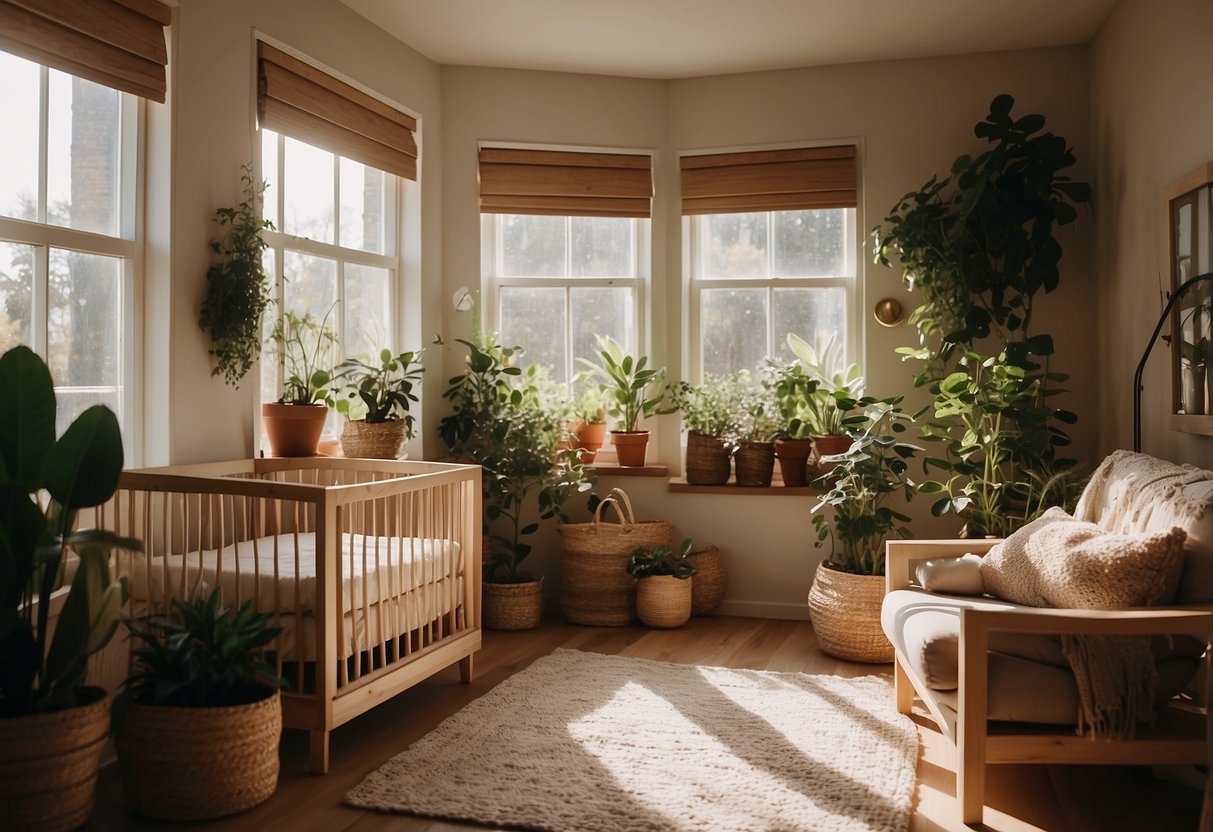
(680, 145), (857, 215)
(257, 42), (418, 181)
(0, 0), (171, 102)
(479, 148), (653, 218)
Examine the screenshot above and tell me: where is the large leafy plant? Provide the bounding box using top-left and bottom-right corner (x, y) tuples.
(335, 348), (424, 429)
(0, 346), (139, 716)
(578, 336), (668, 432)
(787, 332), (865, 436)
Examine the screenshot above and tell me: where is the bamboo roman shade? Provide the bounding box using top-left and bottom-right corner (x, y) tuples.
(257, 41), (418, 181)
(680, 145), (857, 215)
(0, 0), (171, 102)
(479, 148), (653, 218)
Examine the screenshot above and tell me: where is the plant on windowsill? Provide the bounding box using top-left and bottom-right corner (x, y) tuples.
(626, 538), (697, 628)
(668, 371), (749, 486)
(733, 381), (781, 487)
(114, 588), (285, 821)
(579, 335), (669, 467)
(807, 404), (919, 663)
(786, 332), (866, 478)
(333, 348), (424, 459)
(0, 345), (140, 832)
(762, 358), (818, 486)
(569, 384), (609, 463)
(261, 308), (337, 457)
(199, 164), (274, 388)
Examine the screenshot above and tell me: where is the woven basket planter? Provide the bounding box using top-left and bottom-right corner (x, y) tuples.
(0, 688), (109, 832)
(340, 419), (407, 459)
(685, 431), (731, 485)
(807, 562), (893, 663)
(773, 437), (814, 486)
(636, 575), (693, 628)
(686, 545), (727, 615)
(116, 690), (282, 821)
(483, 577), (544, 631)
(734, 441), (775, 487)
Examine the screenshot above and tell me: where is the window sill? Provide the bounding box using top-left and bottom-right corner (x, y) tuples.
(590, 464), (669, 477)
(666, 477), (819, 496)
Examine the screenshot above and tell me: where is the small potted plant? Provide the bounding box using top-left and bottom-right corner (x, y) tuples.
(579, 335), (669, 467)
(668, 372), (748, 485)
(807, 404), (919, 662)
(0, 346), (138, 832)
(762, 359), (817, 486)
(115, 588), (284, 821)
(733, 381), (780, 487)
(333, 347), (424, 458)
(787, 332), (866, 477)
(570, 384), (608, 463)
(262, 308), (337, 457)
(626, 538), (698, 628)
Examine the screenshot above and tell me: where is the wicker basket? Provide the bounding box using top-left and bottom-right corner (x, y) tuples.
(560, 489), (671, 626)
(686, 545), (727, 614)
(806, 561), (893, 663)
(340, 419), (407, 459)
(0, 688), (109, 832)
(116, 690), (282, 821)
(637, 575), (693, 628)
(685, 431), (731, 485)
(734, 441), (775, 487)
(483, 577), (544, 630)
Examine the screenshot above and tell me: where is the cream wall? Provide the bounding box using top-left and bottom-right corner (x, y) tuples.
(150, 0), (443, 465)
(439, 48), (1095, 617)
(1091, 0), (1213, 465)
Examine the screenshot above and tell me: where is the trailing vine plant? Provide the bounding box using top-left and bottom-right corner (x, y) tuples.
(199, 164), (274, 387)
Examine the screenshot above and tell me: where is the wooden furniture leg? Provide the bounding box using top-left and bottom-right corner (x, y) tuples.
(894, 656), (914, 715)
(957, 609), (989, 826)
(310, 729), (330, 775)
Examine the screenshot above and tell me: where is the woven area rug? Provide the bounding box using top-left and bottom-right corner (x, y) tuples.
(347, 649), (918, 832)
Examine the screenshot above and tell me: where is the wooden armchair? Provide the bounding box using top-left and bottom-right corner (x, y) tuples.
(884, 538), (1212, 827)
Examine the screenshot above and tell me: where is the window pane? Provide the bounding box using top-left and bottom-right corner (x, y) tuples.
(772, 287), (847, 364)
(283, 137), (335, 243)
(703, 212), (768, 278)
(0, 242), (34, 350)
(283, 250), (337, 322)
(500, 286), (566, 380)
(500, 214), (565, 277)
(0, 52), (39, 222)
(772, 209), (849, 277)
(340, 159), (386, 254)
(701, 288), (768, 376)
(47, 71), (120, 236)
(262, 130), (280, 227)
(572, 287), (632, 378)
(260, 248), (278, 402)
(344, 263), (390, 362)
(47, 249), (121, 432)
(571, 217), (632, 277)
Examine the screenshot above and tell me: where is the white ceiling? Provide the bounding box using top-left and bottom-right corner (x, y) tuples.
(338, 0), (1118, 80)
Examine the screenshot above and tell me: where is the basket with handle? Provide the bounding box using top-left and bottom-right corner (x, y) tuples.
(559, 488), (671, 625)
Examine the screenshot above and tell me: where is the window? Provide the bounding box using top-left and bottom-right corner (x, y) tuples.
(0, 50), (140, 438)
(682, 145), (859, 379)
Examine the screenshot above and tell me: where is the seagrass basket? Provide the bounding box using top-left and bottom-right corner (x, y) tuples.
(685, 431), (731, 485)
(560, 488), (671, 626)
(806, 561), (893, 663)
(340, 419), (407, 459)
(686, 545), (727, 614)
(637, 575), (693, 628)
(734, 441), (775, 487)
(116, 690), (282, 821)
(483, 577), (544, 630)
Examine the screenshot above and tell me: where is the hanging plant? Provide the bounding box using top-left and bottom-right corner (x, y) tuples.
(199, 164), (273, 387)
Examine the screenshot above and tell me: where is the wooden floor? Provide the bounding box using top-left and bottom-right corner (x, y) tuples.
(85, 616), (1203, 832)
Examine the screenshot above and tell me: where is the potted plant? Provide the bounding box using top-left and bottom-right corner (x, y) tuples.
(115, 588), (284, 821)
(733, 379), (780, 487)
(199, 164), (274, 388)
(626, 538), (698, 628)
(262, 308), (337, 457)
(786, 332), (865, 477)
(762, 359), (817, 486)
(807, 404), (919, 662)
(333, 348), (424, 458)
(668, 371), (748, 485)
(578, 336), (668, 467)
(570, 384), (608, 463)
(0, 346), (138, 832)
(439, 335), (593, 630)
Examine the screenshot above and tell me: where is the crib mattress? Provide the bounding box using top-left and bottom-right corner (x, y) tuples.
(125, 532), (462, 614)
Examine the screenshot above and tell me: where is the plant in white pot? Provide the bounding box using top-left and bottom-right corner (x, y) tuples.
(578, 335), (669, 467)
(626, 538), (698, 629)
(334, 348), (424, 458)
(0, 346), (139, 832)
(115, 588), (284, 821)
(263, 309), (337, 457)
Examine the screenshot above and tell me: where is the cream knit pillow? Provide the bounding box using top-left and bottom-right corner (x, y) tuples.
(980, 507), (1187, 609)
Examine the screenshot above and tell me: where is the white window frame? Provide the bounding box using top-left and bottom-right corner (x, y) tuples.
(0, 58), (142, 459)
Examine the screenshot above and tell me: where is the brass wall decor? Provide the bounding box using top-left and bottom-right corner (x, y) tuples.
(873, 298), (904, 327)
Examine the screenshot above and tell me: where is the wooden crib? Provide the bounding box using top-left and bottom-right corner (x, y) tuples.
(89, 457), (481, 773)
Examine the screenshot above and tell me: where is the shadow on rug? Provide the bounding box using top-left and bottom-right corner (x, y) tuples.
(346, 649), (917, 832)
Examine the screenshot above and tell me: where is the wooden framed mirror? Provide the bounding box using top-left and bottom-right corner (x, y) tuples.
(1166, 161), (1213, 435)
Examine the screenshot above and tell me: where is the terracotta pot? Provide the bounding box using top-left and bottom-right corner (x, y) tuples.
(261, 403), (327, 457)
(773, 437), (814, 486)
(807, 562), (893, 663)
(339, 419), (407, 459)
(811, 434), (852, 482)
(611, 430), (650, 467)
(483, 576), (544, 631)
(636, 575), (693, 628)
(734, 441), (775, 487)
(0, 688), (109, 832)
(685, 431), (731, 485)
(575, 421), (608, 463)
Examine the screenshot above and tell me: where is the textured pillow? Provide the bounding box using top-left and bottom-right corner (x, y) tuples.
(915, 553), (985, 595)
(980, 507), (1187, 609)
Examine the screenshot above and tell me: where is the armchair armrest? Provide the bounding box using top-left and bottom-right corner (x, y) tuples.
(885, 538), (1003, 593)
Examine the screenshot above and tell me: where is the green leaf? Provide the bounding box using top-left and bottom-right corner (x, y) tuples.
(42, 406), (124, 512)
(0, 346), (57, 490)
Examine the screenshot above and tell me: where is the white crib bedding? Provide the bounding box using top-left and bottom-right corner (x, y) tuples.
(125, 532), (462, 614)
